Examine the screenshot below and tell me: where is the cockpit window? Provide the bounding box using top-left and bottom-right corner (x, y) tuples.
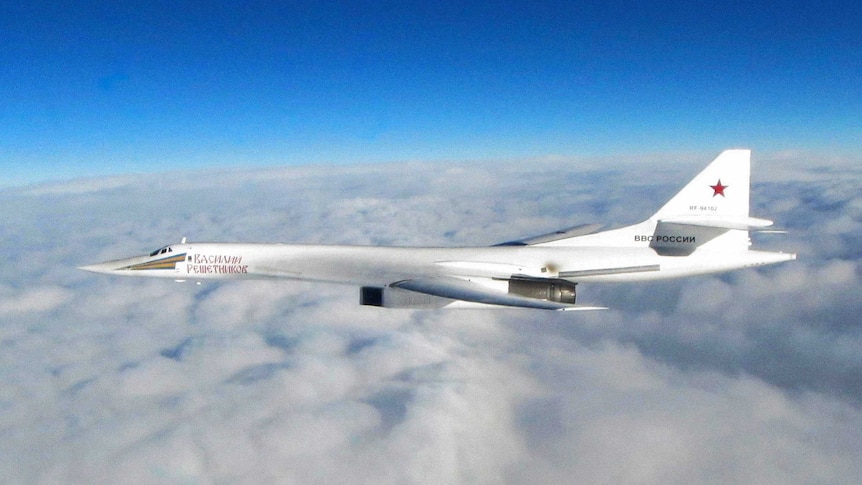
(149, 246), (171, 257)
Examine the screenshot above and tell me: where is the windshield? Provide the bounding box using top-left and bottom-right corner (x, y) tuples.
(149, 246), (173, 257)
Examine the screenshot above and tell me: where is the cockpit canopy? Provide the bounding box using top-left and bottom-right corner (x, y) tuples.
(149, 246), (174, 257)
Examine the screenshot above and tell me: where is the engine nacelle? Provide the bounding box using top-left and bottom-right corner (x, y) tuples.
(507, 278), (577, 304)
(361, 277), (577, 309)
(361, 286), (452, 309)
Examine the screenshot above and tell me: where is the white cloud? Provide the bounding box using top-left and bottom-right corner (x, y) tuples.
(0, 285), (72, 315)
(1, 152), (861, 484)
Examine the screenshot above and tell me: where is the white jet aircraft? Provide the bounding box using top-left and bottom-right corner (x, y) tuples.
(80, 149), (795, 310)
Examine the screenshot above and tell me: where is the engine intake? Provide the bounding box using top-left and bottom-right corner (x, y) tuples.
(360, 286), (451, 309)
(508, 278), (577, 304)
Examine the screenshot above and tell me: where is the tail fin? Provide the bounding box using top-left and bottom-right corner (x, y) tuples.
(647, 149), (775, 254)
(652, 149), (750, 221)
(539, 149), (772, 252)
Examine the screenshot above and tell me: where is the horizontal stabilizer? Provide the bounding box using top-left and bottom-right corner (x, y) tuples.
(659, 216), (773, 231)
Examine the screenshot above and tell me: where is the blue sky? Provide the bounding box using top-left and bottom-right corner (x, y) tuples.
(2, 1), (860, 185)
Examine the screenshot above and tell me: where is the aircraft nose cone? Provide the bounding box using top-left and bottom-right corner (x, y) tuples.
(77, 262), (119, 274)
(78, 254), (151, 274)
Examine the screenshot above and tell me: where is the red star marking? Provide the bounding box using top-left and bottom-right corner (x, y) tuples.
(710, 179), (728, 197)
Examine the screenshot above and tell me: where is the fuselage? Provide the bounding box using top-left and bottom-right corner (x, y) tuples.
(81, 242), (795, 286)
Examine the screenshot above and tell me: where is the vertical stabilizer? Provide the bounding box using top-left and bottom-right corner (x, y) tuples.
(538, 149), (757, 251)
(648, 149), (752, 253)
(652, 149), (750, 221)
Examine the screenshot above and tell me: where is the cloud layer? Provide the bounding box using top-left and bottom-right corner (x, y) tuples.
(1, 152), (860, 484)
